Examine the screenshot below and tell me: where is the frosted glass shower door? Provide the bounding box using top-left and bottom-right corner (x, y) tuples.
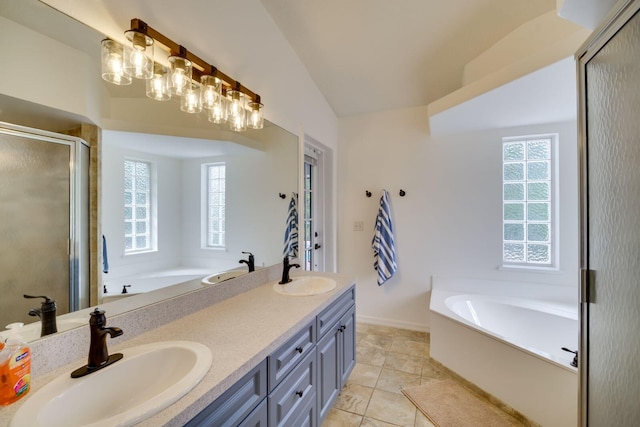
(580, 1), (640, 425)
(0, 128), (72, 327)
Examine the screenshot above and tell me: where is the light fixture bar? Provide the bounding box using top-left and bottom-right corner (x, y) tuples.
(129, 19), (261, 104)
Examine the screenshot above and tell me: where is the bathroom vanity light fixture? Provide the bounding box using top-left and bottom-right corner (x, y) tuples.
(101, 18), (264, 130)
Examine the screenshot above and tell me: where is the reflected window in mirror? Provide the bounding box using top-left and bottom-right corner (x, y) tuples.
(204, 162), (226, 248)
(124, 159), (155, 253)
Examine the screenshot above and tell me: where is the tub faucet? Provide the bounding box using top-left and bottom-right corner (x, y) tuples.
(239, 251), (255, 272)
(279, 256), (300, 284)
(561, 347), (578, 368)
(24, 294), (58, 337)
(71, 308), (123, 378)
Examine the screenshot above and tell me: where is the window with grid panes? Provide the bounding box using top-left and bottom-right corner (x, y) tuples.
(502, 136), (556, 266)
(124, 159), (152, 252)
(205, 163), (226, 248)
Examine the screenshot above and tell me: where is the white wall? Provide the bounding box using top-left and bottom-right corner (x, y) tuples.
(338, 107), (579, 331)
(101, 137), (183, 278)
(181, 128), (298, 271)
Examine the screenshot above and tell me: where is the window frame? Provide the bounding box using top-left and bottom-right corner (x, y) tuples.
(501, 134), (559, 270)
(202, 162), (226, 249)
(123, 158), (156, 254)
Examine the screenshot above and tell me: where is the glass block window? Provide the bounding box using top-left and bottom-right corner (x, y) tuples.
(205, 163), (226, 247)
(503, 136), (555, 266)
(124, 160), (152, 252)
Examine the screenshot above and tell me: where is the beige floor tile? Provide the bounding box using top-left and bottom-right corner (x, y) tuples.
(322, 408), (363, 426)
(361, 416), (409, 427)
(334, 382), (374, 415)
(389, 338), (429, 358)
(356, 345), (387, 367)
(359, 333), (395, 351)
(383, 352), (425, 375)
(420, 359), (450, 382)
(348, 363), (382, 388)
(375, 368), (421, 394)
(365, 389), (416, 426)
(414, 409), (436, 427)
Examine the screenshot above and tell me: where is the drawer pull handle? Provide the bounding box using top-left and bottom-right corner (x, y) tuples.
(295, 346), (303, 353)
(339, 325), (346, 332)
(296, 390), (304, 398)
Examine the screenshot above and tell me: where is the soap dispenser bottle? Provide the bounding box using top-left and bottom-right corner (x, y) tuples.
(0, 323), (31, 405)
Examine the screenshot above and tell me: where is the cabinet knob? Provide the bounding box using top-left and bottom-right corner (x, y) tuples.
(295, 346), (303, 353)
(339, 325), (346, 332)
(296, 390), (304, 398)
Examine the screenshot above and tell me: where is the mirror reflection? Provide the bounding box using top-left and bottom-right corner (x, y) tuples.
(0, 0), (299, 340)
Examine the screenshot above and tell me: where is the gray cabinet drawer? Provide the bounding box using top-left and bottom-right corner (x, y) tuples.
(185, 360), (267, 427)
(269, 348), (317, 426)
(268, 320), (315, 390)
(317, 285), (355, 339)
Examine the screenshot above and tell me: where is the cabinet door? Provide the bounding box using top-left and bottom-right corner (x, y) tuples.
(317, 325), (340, 423)
(339, 305), (356, 385)
(239, 399), (268, 427)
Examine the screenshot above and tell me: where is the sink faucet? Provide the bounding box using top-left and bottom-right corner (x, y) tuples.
(24, 294), (58, 337)
(239, 251), (255, 272)
(71, 308), (124, 378)
(279, 256), (300, 284)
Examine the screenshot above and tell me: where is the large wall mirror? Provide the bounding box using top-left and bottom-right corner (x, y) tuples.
(0, 0), (299, 341)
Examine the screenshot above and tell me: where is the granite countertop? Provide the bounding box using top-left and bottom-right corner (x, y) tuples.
(0, 272), (355, 427)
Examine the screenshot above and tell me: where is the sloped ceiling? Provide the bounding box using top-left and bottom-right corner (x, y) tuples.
(260, 0), (556, 117)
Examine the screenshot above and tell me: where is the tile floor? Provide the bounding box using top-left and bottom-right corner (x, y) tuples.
(322, 323), (515, 427)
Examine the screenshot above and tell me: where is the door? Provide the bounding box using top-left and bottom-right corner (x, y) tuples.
(579, 2), (640, 425)
(303, 145), (325, 271)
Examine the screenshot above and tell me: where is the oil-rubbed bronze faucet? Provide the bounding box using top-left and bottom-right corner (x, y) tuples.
(71, 308), (123, 378)
(279, 256), (300, 284)
(239, 251), (255, 272)
(23, 294), (58, 337)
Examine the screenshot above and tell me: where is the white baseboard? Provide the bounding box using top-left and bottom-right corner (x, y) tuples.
(356, 314), (430, 333)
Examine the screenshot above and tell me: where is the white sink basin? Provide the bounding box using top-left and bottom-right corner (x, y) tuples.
(10, 341), (212, 427)
(201, 270), (247, 285)
(273, 276), (337, 296)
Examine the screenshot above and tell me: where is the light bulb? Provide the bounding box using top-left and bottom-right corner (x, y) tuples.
(180, 84), (202, 114)
(101, 39), (131, 85)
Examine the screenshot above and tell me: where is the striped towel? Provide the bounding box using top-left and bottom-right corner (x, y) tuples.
(372, 190), (397, 285)
(283, 195), (299, 257)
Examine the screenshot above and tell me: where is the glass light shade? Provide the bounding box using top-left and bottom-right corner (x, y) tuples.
(227, 89), (246, 131)
(124, 30), (154, 79)
(168, 55), (192, 96)
(208, 94), (228, 124)
(247, 101), (264, 129)
(146, 63), (171, 101)
(180, 83), (203, 114)
(200, 75), (221, 110)
(101, 39), (131, 85)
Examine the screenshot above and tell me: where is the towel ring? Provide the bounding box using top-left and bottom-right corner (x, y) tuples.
(365, 190), (372, 198)
(278, 193), (286, 199)
(399, 189), (406, 197)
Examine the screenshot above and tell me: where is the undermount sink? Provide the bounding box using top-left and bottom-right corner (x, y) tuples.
(273, 275), (337, 296)
(201, 270), (247, 285)
(10, 341), (212, 427)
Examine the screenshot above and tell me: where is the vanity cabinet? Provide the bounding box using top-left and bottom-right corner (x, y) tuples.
(184, 360), (267, 427)
(316, 289), (356, 424)
(186, 285), (355, 427)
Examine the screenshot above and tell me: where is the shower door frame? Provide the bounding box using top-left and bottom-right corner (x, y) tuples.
(0, 121), (89, 313)
(576, 0), (640, 425)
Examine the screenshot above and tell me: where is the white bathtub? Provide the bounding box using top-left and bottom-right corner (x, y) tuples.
(429, 277), (578, 427)
(103, 268), (212, 300)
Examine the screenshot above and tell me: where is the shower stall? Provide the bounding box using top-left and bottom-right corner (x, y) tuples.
(0, 122), (89, 329)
